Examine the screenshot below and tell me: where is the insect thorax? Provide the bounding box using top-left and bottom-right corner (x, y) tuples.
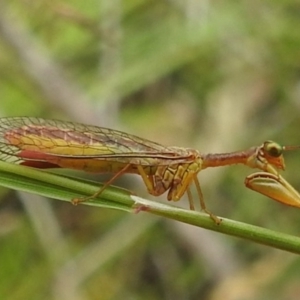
(150, 148), (203, 201)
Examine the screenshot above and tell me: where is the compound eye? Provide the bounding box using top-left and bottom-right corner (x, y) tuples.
(263, 141), (283, 157)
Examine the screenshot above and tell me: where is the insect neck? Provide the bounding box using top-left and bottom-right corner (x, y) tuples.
(201, 147), (257, 169)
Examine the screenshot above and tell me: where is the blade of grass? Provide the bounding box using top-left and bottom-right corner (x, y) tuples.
(0, 160), (133, 212)
(131, 196), (300, 254)
(0, 160), (300, 254)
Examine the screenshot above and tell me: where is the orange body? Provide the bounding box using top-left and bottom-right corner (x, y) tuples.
(0, 117), (203, 204)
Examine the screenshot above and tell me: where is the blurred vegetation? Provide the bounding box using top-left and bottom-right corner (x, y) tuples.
(0, 0), (300, 299)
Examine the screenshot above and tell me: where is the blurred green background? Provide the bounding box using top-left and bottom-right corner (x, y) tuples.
(1, 1), (300, 299)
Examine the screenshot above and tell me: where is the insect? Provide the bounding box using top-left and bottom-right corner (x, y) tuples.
(0, 116), (300, 223)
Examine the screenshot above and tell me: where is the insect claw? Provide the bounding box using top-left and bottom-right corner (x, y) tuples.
(72, 194), (96, 205)
(205, 210), (222, 225)
(71, 197), (82, 205)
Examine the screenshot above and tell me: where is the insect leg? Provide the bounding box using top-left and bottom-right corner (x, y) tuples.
(72, 163), (131, 205)
(136, 165), (167, 196)
(186, 187), (195, 210)
(193, 177), (221, 224)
